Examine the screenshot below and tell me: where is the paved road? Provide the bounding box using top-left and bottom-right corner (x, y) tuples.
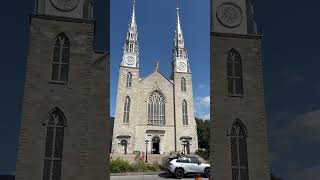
(111, 173), (210, 180)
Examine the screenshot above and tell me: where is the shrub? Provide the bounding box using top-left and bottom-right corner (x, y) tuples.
(195, 148), (210, 161)
(111, 159), (161, 173)
(110, 159), (131, 173)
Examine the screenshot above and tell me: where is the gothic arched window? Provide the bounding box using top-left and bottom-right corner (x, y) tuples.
(147, 91), (165, 126)
(181, 77), (186, 92)
(126, 72), (132, 87)
(230, 120), (249, 180)
(123, 96), (131, 124)
(227, 49), (243, 96)
(182, 100), (188, 125)
(42, 107), (66, 180)
(52, 33), (70, 83)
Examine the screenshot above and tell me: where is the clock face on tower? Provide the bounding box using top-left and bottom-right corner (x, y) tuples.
(50, 0), (80, 11)
(216, 3), (243, 28)
(178, 62), (186, 71)
(126, 56), (135, 65)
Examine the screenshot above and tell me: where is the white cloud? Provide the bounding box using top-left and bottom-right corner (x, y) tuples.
(194, 96), (210, 120)
(196, 96), (210, 108)
(198, 113), (210, 120)
(288, 110), (320, 143)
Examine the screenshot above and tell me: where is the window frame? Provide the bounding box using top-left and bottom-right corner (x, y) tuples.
(181, 77), (186, 92)
(126, 72), (132, 88)
(226, 49), (244, 97)
(230, 120), (249, 180)
(42, 108), (66, 180)
(147, 91), (165, 126)
(123, 96), (131, 124)
(50, 33), (70, 85)
(182, 100), (188, 126)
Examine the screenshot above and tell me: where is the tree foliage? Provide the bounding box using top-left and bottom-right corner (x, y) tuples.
(195, 117), (210, 150)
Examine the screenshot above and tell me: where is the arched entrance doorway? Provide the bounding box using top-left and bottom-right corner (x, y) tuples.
(120, 140), (128, 154)
(152, 136), (160, 154)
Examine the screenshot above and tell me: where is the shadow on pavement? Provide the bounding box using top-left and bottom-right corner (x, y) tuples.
(158, 172), (208, 179)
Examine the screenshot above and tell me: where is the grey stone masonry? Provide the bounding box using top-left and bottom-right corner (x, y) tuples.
(112, 67), (198, 155)
(210, 32), (270, 180)
(15, 15), (109, 180)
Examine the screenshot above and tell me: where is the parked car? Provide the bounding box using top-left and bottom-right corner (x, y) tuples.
(166, 156), (210, 179)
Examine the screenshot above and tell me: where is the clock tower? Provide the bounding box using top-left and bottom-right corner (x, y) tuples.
(120, 0), (139, 68)
(211, 0), (270, 180)
(172, 7), (190, 74)
(15, 0), (109, 180)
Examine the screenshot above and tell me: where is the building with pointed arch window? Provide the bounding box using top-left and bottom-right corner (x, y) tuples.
(112, 2), (198, 155)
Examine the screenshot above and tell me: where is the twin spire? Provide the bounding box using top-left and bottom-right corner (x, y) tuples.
(123, 1), (188, 71)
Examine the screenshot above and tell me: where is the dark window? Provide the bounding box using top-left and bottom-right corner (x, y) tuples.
(120, 140), (128, 154)
(126, 72), (132, 87)
(42, 108), (66, 180)
(190, 157), (200, 164)
(147, 91), (165, 126)
(181, 77), (186, 92)
(227, 49), (243, 96)
(231, 120), (249, 180)
(182, 100), (188, 125)
(123, 96), (131, 124)
(52, 33), (70, 83)
(177, 157), (191, 163)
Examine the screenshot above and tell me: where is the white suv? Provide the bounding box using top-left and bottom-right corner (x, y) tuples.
(167, 156), (210, 179)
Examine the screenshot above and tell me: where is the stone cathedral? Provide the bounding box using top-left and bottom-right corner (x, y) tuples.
(15, 0), (109, 180)
(111, 2), (198, 155)
(211, 0), (270, 180)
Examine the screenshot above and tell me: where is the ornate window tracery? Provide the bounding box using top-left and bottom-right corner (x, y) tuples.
(147, 91), (165, 126)
(227, 49), (243, 96)
(42, 107), (66, 180)
(230, 120), (249, 180)
(52, 33), (70, 83)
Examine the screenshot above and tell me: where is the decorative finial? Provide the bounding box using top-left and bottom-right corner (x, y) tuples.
(156, 61), (160, 71)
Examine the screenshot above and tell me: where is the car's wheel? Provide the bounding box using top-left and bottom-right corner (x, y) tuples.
(174, 168), (184, 179)
(204, 168), (210, 178)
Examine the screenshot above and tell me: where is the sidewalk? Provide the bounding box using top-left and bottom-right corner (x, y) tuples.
(111, 171), (163, 176)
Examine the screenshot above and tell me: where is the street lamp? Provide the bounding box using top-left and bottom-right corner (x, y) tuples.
(145, 140), (149, 163)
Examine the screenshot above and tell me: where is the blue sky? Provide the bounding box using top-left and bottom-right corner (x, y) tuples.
(110, 0), (210, 119)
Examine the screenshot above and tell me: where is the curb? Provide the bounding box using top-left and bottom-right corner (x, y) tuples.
(110, 171), (164, 176)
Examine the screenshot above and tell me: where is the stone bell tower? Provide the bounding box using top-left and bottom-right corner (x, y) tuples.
(15, 0), (109, 180)
(211, 0), (270, 180)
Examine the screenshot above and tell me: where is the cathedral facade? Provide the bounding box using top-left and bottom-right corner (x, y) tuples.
(111, 2), (198, 155)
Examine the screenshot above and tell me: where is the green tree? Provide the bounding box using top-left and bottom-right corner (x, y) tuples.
(195, 118), (210, 150)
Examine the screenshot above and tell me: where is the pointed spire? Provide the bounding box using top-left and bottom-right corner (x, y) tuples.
(130, 0), (137, 28)
(172, 7), (190, 74)
(176, 7), (182, 36)
(175, 6), (184, 48)
(121, 0), (139, 68)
